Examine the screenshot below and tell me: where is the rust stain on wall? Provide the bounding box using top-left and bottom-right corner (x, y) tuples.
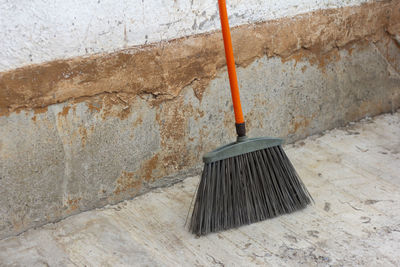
(290, 117), (311, 134)
(289, 112), (319, 134)
(33, 107), (48, 115)
(132, 116), (143, 128)
(142, 154), (159, 181)
(58, 106), (71, 117)
(129, 96), (210, 183)
(78, 126), (88, 147)
(66, 197), (82, 212)
(156, 98), (190, 174)
(282, 48), (342, 73)
(114, 171), (143, 195)
(0, 1), (399, 117)
(87, 102), (102, 113)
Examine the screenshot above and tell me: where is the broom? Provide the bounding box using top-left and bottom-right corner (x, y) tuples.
(188, 0), (313, 236)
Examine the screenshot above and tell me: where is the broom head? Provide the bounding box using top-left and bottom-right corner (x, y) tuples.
(189, 136), (313, 236)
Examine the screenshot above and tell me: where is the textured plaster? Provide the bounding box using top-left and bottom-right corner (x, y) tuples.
(0, 0), (371, 72)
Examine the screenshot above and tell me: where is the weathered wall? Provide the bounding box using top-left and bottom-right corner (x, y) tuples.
(1, 1), (400, 117)
(0, 0), (371, 72)
(0, 1), (400, 239)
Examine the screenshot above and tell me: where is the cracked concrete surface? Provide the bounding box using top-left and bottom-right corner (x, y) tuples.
(1, 111), (399, 266)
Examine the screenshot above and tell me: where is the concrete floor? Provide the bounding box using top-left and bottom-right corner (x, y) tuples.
(1, 111), (399, 266)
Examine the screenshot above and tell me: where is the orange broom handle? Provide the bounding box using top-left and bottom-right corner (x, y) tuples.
(218, 0), (245, 126)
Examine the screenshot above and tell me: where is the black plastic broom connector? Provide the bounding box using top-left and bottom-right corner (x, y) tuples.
(235, 122), (246, 137)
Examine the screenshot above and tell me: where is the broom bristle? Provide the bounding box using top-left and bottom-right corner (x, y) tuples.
(189, 145), (313, 236)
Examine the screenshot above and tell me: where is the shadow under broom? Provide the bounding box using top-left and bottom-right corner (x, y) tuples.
(188, 0), (313, 236)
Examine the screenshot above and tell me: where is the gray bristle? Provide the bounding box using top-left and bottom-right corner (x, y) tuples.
(189, 145), (313, 236)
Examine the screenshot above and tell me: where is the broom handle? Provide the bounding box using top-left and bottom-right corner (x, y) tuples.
(218, 0), (246, 137)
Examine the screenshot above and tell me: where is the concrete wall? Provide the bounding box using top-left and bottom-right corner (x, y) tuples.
(0, 0), (370, 72)
(0, 0), (399, 239)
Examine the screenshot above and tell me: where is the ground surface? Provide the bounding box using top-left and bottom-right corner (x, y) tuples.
(1, 111), (399, 266)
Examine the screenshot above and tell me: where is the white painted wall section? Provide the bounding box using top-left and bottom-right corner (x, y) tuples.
(0, 0), (370, 72)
